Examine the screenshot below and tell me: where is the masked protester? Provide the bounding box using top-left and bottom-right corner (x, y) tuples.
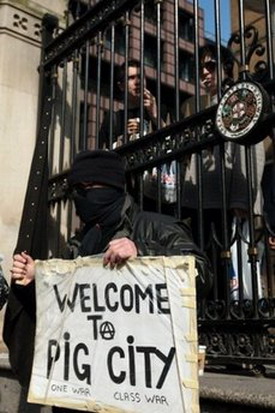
(4, 149), (211, 413)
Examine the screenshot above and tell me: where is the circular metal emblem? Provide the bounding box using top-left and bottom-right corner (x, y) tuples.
(216, 81), (264, 141)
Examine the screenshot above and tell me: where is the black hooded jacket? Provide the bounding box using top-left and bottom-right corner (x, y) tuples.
(3, 195), (211, 388)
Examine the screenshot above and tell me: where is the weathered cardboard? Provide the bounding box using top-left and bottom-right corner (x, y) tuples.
(28, 256), (199, 413)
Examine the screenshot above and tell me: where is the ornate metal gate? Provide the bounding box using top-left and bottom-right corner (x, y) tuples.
(16, 0), (275, 370)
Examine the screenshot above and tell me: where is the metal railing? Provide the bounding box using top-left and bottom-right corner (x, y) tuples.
(16, 0), (275, 369)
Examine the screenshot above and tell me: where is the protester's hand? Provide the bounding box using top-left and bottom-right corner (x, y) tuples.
(103, 238), (138, 268)
(127, 118), (140, 136)
(144, 88), (157, 120)
(11, 252), (35, 286)
(269, 236), (275, 250)
(112, 135), (124, 148)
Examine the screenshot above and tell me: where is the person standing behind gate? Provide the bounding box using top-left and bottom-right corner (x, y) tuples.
(180, 44), (265, 296)
(4, 149), (211, 413)
(99, 60), (176, 214)
(99, 59), (158, 149)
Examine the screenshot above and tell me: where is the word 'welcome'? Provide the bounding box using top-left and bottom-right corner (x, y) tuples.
(53, 282), (170, 314)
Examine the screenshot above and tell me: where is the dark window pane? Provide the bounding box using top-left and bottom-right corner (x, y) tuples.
(144, 34), (164, 69)
(179, 51), (194, 82)
(105, 24), (126, 55)
(179, 9), (194, 42)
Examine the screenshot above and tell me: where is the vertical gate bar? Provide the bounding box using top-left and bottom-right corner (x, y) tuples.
(193, 0), (204, 250)
(81, 0), (92, 149)
(56, 202), (62, 257)
(193, 0), (201, 117)
(214, 1), (222, 99)
(95, 31), (103, 148)
(237, 0), (247, 78)
(214, 0), (231, 317)
(211, 245), (219, 301)
(175, 0), (182, 218)
(175, 0), (182, 220)
(139, 0), (145, 138)
(156, 1), (162, 130)
(57, 12), (69, 173)
(123, 11), (130, 144)
(66, 2), (77, 250)
(59, 59), (68, 171)
(70, 50), (80, 162)
(156, 0), (162, 212)
(264, 231), (274, 298)
(48, 65), (58, 176)
(176, 161), (182, 219)
(108, 22), (116, 149)
(245, 145), (260, 318)
(237, 1), (260, 317)
(236, 229), (245, 303)
(66, 199), (73, 251)
(139, 0), (145, 207)
(265, 0), (274, 80)
(82, 40), (91, 150)
(174, 0), (180, 122)
(58, 6), (69, 172)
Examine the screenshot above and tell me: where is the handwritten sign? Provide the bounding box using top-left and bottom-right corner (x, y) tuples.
(28, 256), (199, 413)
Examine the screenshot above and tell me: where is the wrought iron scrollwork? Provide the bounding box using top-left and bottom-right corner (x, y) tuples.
(199, 324), (275, 362)
(204, 300), (226, 320)
(228, 24), (268, 79)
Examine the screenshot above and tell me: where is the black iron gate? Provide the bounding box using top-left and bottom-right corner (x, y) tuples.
(16, 0), (275, 369)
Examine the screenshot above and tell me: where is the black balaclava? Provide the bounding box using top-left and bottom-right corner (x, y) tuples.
(74, 187), (126, 256)
(68, 150), (127, 255)
(73, 187), (125, 227)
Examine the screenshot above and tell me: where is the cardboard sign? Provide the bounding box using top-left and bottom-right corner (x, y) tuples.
(28, 256), (199, 413)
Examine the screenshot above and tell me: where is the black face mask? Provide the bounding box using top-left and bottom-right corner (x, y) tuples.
(73, 187), (125, 226)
